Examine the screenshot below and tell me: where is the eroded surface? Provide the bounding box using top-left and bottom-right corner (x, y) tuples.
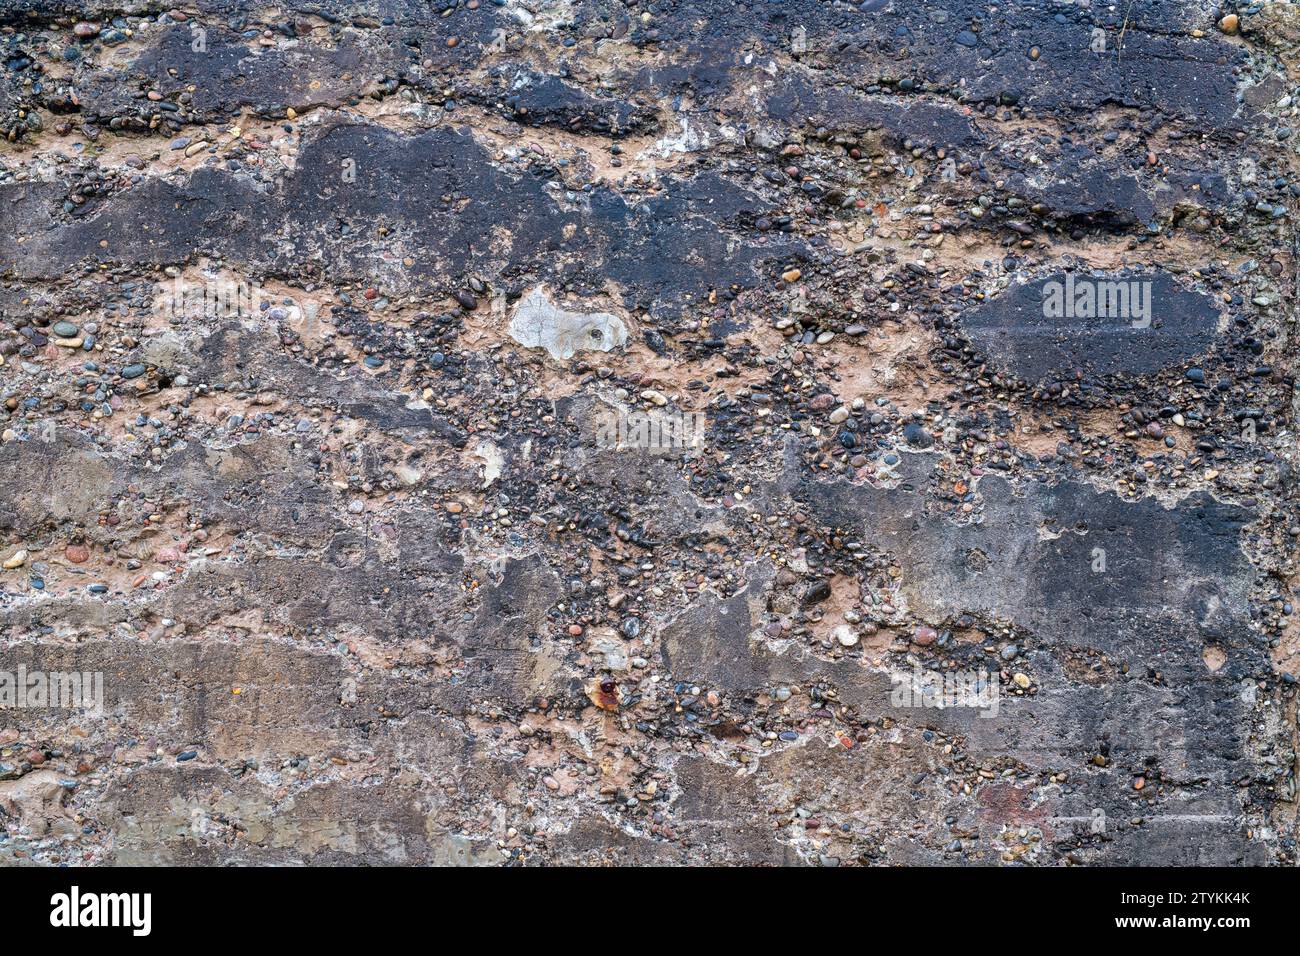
(0, 0), (1298, 866)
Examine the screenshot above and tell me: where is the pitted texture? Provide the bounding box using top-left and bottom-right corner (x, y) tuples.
(0, 0), (1297, 866)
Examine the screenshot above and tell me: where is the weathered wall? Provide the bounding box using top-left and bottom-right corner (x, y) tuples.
(0, 0), (1298, 865)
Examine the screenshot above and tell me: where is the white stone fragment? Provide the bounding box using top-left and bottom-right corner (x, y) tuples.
(507, 286), (628, 362)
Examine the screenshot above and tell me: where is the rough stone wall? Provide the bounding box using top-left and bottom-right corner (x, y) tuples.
(0, 0), (1297, 866)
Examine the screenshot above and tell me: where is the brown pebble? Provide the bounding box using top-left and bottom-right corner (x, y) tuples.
(586, 677), (620, 711)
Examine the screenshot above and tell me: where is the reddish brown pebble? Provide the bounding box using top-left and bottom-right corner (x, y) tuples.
(586, 677), (620, 711)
